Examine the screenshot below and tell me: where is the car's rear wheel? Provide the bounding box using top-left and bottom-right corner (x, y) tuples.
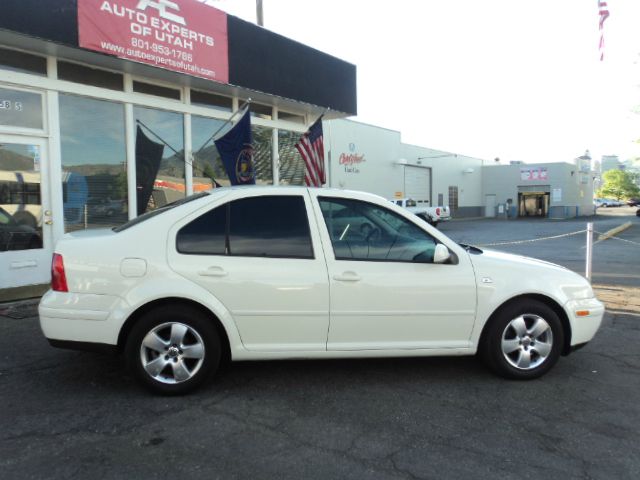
(125, 305), (220, 395)
(481, 300), (564, 379)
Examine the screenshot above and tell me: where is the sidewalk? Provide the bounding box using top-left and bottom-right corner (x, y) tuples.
(593, 284), (640, 316)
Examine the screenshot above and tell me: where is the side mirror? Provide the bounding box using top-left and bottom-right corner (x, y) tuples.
(433, 244), (451, 264)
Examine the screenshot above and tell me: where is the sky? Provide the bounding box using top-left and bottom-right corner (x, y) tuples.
(211, 0), (640, 165)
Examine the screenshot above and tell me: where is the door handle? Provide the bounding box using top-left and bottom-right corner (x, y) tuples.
(198, 266), (228, 277)
(333, 271), (361, 282)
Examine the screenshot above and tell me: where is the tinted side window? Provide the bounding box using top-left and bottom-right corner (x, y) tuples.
(177, 204), (226, 255)
(319, 197), (437, 263)
(229, 196), (313, 258)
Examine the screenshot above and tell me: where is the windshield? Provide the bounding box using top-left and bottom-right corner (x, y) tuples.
(112, 192), (210, 233)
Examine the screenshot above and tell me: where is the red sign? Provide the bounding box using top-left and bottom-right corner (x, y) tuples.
(338, 153), (366, 166)
(78, 0), (228, 83)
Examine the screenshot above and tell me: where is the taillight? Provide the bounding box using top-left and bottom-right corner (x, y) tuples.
(51, 253), (68, 292)
(436, 207), (441, 216)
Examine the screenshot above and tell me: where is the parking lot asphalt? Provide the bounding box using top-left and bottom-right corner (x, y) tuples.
(1, 209), (639, 479)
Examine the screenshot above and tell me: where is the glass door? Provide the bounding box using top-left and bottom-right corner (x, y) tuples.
(0, 135), (52, 289)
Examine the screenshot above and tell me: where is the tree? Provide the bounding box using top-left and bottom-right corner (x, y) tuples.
(598, 169), (640, 200)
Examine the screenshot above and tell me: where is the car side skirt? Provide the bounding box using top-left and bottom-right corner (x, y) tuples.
(48, 339), (118, 355)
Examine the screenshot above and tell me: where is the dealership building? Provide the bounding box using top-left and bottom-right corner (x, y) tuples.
(0, 1), (597, 294)
(0, 0), (356, 291)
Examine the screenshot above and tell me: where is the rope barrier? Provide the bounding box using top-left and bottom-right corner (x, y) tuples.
(477, 230), (586, 247)
(474, 227), (639, 249)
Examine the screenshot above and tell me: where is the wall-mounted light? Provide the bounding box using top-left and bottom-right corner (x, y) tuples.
(462, 167), (474, 174)
(395, 158), (409, 165)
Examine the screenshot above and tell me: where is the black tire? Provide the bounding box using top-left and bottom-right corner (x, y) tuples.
(417, 213), (435, 226)
(431, 220), (439, 229)
(480, 300), (564, 380)
(125, 305), (221, 395)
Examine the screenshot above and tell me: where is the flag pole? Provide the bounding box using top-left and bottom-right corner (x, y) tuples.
(326, 109), (332, 188)
(136, 119), (220, 186)
(194, 98), (252, 155)
(136, 119), (182, 157)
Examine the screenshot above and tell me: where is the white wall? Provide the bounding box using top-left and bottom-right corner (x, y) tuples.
(326, 119), (403, 199)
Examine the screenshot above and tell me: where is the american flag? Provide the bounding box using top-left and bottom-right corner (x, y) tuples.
(295, 117), (326, 187)
(598, 1), (610, 61)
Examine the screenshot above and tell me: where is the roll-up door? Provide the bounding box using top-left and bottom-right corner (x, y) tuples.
(403, 166), (431, 205)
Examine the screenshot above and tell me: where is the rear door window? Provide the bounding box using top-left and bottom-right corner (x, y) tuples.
(229, 196), (313, 258)
(177, 195), (313, 259)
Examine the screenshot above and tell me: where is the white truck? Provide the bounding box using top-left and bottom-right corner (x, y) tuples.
(391, 198), (451, 227)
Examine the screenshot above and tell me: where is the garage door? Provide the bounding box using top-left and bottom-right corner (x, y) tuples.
(404, 166), (431, 205)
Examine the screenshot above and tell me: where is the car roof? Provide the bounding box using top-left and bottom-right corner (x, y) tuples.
(205, 185), (387, 202)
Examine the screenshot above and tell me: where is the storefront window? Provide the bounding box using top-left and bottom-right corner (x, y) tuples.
(0, 87), (43, 130)
(192, 115), (228, 189)
(191, 90), (232, 112)
(253, 125), (273, 185)
(134, 107), (184, 214)
(0, 48), (47, 76)
(278, 129), (305, 185)
(59, 94), (127, 232)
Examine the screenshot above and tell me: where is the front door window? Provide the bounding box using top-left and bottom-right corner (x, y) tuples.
(318, 197), (438, 263)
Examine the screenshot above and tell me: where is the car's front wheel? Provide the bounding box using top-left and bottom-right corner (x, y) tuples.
(480, 300), (564, 379)
(125, 305), (221, 394)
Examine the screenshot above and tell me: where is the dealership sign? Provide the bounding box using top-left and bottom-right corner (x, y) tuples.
(78, 0), (229, 83)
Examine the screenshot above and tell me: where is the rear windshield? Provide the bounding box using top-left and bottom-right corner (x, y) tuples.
(113, 192), (210, 233)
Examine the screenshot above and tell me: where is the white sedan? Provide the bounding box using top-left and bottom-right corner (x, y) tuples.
(40, 187), (604, 394)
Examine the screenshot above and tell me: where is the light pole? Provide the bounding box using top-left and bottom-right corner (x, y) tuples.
(256, 0), (264, 26)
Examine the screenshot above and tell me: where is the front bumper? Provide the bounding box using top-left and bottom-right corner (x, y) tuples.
(565, 297), (605, 346)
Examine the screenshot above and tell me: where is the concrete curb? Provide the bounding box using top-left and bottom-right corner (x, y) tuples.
(0, 298), (40, 320)
(597, 221), (632, 241)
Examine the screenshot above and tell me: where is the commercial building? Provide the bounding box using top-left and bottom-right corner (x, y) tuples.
(324, 119), (595, 220)
(325, 119), (484, 217)
(0, 0), (356, 290)
(482, 157), (595, 219)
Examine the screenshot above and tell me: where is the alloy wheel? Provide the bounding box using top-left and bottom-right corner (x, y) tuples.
(139, 322), (206, 384)
(500, 314), (553, 370)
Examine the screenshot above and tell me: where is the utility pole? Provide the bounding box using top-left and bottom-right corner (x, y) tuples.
(256, 0), (264, 26)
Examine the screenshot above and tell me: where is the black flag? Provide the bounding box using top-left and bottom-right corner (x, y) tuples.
(135, 126), (164, 215)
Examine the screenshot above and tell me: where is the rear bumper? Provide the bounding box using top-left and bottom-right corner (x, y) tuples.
(39, 290), (124, 346)
(565, 297), (605, 346)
